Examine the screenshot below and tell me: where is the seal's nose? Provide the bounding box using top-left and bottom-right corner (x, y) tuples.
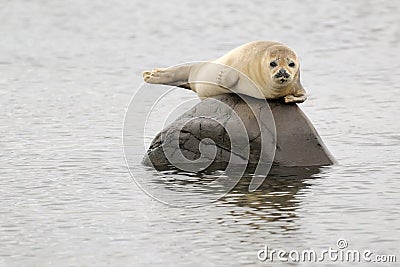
(276, 68), (290, 79)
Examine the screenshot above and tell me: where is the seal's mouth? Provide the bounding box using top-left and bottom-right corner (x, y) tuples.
(272, 76), (289, 85)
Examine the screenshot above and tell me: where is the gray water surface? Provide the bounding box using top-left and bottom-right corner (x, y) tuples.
(1, 0), (399, 266)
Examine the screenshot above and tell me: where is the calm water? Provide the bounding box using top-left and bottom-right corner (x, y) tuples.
(1, 0), (399, 266)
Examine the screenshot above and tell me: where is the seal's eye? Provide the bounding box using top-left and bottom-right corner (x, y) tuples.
(269, 61), (277, 68)
(288, 62), (296, 68)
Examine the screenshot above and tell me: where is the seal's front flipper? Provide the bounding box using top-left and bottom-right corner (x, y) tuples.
(216, 67), (240, 89)
(285, 71), (307, 103)
(284, 94), (307, 103)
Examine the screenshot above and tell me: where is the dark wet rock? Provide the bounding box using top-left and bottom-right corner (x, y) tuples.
(142, 94), (335, 170)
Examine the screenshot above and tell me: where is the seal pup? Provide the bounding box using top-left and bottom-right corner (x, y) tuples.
(143, 41), (307, 103)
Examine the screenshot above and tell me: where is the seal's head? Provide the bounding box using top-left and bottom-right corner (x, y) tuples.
(263, 45), (300, 88)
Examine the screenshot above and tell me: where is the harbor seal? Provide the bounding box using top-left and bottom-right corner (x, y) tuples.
(143, 41), (307, 103)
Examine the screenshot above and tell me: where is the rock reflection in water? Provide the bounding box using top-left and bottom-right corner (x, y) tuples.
(144, 165), (321, 229)
(218, 166), (322, 232)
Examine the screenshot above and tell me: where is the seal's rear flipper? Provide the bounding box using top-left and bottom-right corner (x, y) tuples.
(143, 65), (192, 87)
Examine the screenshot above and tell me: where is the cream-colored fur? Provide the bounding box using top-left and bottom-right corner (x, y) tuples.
(143, 41), (307, 103)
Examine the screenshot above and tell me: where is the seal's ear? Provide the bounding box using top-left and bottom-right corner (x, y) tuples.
(291, 70), (307, 96)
